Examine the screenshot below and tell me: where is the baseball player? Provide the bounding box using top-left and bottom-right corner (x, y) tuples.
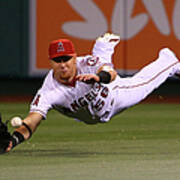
(0, 33), (180, 154)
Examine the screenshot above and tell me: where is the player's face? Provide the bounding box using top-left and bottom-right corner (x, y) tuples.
(50, 55), (77, 82)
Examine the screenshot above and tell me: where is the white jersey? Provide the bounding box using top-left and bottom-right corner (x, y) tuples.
(30, 39), (180, 124)
(30, 39), (120, 124)
(30, 55), (119, 123)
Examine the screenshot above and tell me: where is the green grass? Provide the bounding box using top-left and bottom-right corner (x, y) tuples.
(0, 103), (180, 180)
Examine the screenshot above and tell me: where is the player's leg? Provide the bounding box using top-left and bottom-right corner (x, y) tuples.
(114, 48), (180, 109)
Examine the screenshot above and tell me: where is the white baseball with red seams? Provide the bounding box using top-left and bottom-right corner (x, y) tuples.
(11, 117), (22, 127)
(30, 33), (180, 124)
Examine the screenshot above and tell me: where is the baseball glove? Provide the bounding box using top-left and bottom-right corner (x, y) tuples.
(0, 114), (12, 154)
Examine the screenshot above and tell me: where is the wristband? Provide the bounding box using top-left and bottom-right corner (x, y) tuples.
(11, 123), (32, 149)
(11, 131), (25, 148)
(22, 122), (32, 138)
(97, 71), (111, 84)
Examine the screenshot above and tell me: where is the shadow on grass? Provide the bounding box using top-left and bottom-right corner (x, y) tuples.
(8, 147), (173, 158)
(10, 149), (114, 157)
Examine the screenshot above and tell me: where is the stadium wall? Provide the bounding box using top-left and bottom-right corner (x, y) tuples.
(0, 0), (180, 97)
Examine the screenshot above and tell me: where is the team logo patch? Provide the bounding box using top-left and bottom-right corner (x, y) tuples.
(87, 56), (99, 66)
(57, 42), (64, 52)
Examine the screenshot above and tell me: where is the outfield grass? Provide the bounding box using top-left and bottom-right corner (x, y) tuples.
(0, 103), (180, 180)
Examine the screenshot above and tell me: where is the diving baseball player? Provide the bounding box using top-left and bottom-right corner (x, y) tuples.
(0, 33), (180, 154)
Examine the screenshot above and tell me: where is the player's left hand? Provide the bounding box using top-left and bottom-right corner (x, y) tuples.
(76, 74), (100, 84)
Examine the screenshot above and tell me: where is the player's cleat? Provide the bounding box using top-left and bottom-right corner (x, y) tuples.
(96, 33), (120, 45)
(93, 33), (120, 59)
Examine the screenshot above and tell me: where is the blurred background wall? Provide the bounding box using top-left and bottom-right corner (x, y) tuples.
(0, 0), (180, 98)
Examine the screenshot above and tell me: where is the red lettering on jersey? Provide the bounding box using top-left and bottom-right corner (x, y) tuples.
(101, 87), (109, 98)
(33, 95), (41, 106)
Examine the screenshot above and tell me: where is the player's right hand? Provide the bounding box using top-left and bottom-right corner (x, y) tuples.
(76, 74), (100, 84)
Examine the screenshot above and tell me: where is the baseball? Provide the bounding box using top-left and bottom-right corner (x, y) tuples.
(11, 117), (22, 127)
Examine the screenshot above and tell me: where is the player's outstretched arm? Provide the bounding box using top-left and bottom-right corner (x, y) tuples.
(5, 112), (43, 153)
(76, 65), (117, 84)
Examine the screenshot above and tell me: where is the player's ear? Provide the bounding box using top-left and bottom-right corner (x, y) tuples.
(73, 54), (77, 64)
(73, 54), (77, 58)
(49, 59), (54, 67)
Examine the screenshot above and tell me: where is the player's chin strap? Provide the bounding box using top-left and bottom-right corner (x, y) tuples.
(11, 122), (32, 149)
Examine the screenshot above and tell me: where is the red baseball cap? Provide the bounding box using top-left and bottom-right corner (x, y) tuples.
(48, 39), (76, 59)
